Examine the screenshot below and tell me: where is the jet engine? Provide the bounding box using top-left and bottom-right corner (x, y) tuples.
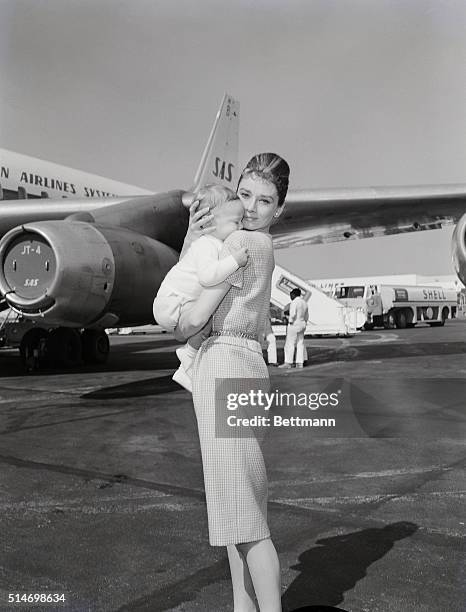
(452, 212), (466, 286)
(0, 220), (179, 327)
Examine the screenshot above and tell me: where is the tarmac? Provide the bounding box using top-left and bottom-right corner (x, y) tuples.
(0, 320), (465, 612)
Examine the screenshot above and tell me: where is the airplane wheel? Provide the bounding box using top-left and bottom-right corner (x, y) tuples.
(82, 329), (109, 364)
(47, 328), (82, 368)
(20, 328), (49, 372)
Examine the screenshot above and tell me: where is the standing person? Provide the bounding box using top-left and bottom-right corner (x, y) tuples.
(176, 153), (290, 612)
(279, 288), (308, 369)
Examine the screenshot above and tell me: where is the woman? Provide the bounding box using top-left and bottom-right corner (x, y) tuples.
(177, 152), (290, 612)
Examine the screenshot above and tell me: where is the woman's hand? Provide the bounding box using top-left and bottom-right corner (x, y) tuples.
(189, 199), (216, 239)
(180, 199), (216, 258)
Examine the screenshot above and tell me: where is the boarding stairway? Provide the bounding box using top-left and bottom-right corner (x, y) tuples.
(270, 264), (365, 336)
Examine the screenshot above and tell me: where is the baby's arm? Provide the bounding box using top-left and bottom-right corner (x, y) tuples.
(195, 240), (248, 287)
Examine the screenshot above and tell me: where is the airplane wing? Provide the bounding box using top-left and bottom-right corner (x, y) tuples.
(3, 183), (466, 249)
(270, 184), (466, 249)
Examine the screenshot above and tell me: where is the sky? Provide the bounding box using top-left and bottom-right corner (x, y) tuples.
(1, 0), (466, 279)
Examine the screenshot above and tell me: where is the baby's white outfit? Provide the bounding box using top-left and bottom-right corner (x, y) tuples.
(153, 235), (239, 391)
(153, 235), (238, 330)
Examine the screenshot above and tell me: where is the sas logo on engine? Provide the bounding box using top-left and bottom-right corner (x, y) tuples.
(213, 157), (234, 182)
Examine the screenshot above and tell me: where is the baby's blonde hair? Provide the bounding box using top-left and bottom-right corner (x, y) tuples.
(195, 184), (237, 210)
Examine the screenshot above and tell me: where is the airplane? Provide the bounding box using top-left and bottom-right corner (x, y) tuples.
(0, 93), (465, 369)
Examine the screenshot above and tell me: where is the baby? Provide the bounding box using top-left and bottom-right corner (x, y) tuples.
(153, 184), (247, 392)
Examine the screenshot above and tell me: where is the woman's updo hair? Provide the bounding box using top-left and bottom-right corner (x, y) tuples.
(238, 152), (290, 207)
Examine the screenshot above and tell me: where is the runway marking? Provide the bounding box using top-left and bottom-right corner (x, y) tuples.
(358, 333), (399, 344)
(275, 494), (396, 507)
(269, 465), (456, 485)
(274, 490), (465, 508)
(0, 453), (206, 500)
(0, 384), (100, 397)
(0, 497), (204, 515)
(339, 466), (453, 480)
(0, 490), (171, 508)
(0, 375), (167, 397)
(0, 397), (183, 434)
(305, 360), (347, 369)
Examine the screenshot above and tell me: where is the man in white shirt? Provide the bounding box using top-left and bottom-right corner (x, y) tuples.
(279, 288), (308, 369)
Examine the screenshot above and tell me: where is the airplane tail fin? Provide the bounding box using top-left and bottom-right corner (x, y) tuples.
(192, 93), (240, 194)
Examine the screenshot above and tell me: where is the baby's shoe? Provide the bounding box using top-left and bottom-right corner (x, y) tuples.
(172, 364), (193, 393)
(176, 345), (196, 372)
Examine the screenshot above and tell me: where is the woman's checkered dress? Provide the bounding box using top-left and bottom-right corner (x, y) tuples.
(192, 229), (275, 546)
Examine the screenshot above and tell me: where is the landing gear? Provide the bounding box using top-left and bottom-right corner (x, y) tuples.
(19, 328), (49, 372)
(81, 329), (110, 364)
(47, 328), (82, 368)
(18, 326), (110, 370)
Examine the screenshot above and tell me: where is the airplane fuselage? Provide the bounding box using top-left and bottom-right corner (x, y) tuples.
(0, 148), (153, 200)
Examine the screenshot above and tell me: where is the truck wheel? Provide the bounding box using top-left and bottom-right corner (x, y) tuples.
(430, 308), (449, 327)
(384, 312), (396, 329)
(19, 328), (49, 372)
(441, 307), (449, 325)
(396, 310), (407, 329)
(363, 322), (374, 331)
(81, 329), (110, 364)
(47, 328), (82, 368)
